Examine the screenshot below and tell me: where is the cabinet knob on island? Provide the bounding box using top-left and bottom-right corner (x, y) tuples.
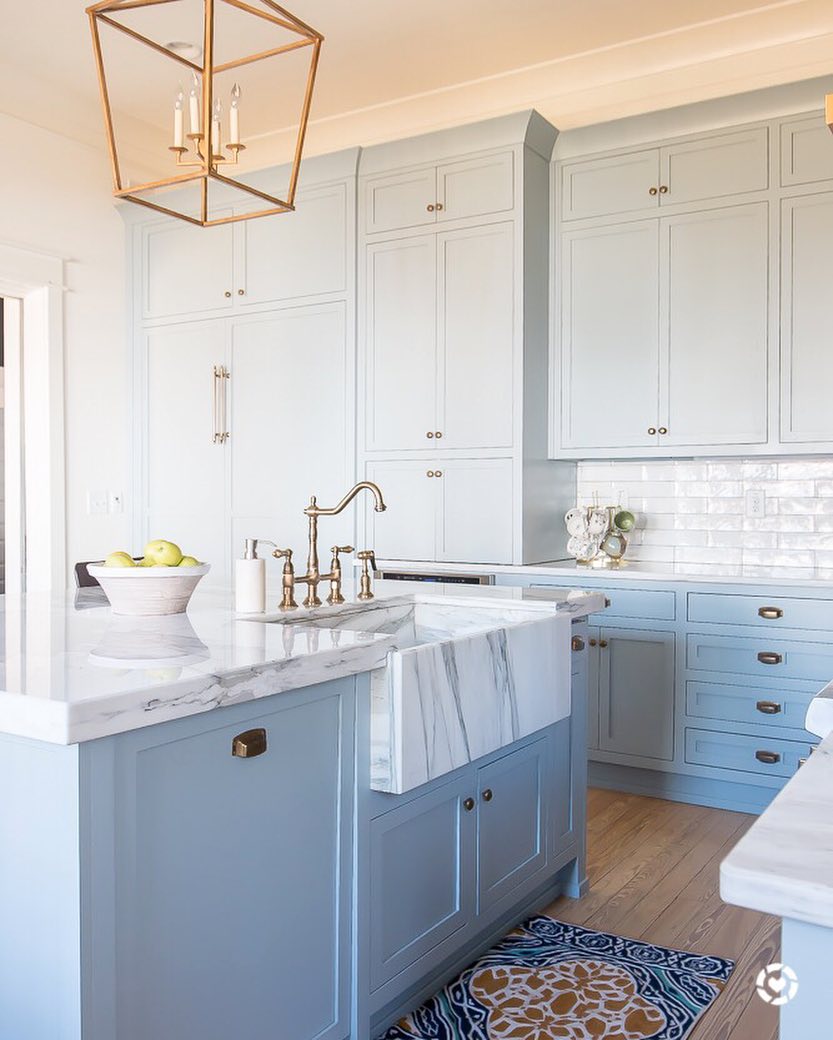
(482, 788), (493, 803)
(463, 797), (475, 812)
(571, 636), (585, 652)
(232, 728), (268, 759)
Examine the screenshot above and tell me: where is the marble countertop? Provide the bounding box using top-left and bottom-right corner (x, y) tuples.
(720, 729), (833, 928)
(0, 580), (602, 746)
(373, 557), (833, 589)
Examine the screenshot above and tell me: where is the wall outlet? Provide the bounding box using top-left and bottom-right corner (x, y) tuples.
(746, 489), (766, 518)
(87, 490), (108, 516)
(108, 490), (124, 514)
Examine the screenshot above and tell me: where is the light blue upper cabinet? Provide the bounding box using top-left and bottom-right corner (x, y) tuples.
(141, 218), (236, 321)
(780, 114), (833, 188)
(560, 149), (660, 221)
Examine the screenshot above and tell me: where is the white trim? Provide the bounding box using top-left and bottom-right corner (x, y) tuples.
(0, 242), (66, 592)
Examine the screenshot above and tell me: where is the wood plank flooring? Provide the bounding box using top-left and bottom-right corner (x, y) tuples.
(544, 789), (780, 1040)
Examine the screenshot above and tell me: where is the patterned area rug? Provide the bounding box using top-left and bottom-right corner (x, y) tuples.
(377, 916), (733, 1040)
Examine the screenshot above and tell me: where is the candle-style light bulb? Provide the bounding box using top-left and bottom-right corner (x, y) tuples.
(173, 86), (184, 148)
(189, 71), (201, 135)
(230, 82), (241, 145)
(211, 97), (222, 156)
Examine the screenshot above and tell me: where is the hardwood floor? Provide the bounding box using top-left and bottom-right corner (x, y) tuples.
(544, 789), (780, 1040)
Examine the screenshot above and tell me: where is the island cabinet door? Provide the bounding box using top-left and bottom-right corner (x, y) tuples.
(369, 778), (477, 990)
(597, 627), (675, 762)
(477, 738), (547, 916)
(104, 682), (354, 1040)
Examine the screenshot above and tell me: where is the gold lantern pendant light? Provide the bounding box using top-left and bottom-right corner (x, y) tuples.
(87, 0), (323, 226)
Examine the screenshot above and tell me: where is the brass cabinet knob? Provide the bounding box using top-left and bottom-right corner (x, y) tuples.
(427, 204), (435, 212)
(463, 797), (475, 812)
(426, 470), (435, 478)
(435, 431), (443, 438)
(571, 636), (585, 652)
(756, 700), (782, 715)
(435, 470), (443, 478)
(436, 202), (444, 211)
(659, 185), (669, 194)
(599, 639), (609, 648)
(224, 290), (232, 298)
(658, 427), (668, 435)
(589, 638), (597, 647)
(232, 728), (267, 758)
(755, 750), (781, 765)
(758, 606), (784, 620)
(649, 187), (658, 196)
(757, 652), (783, 665)
(427, 431), (435, 438)
(237, 289), (245, 296)
(648, 427), (657, 435)
(482, 788), (493, 802)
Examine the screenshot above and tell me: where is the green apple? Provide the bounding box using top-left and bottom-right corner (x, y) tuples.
(138, 557), (156, 567)
(143, 539), (183, 567)
(178, 555), (201, 567)
(103, 551), (136, 568)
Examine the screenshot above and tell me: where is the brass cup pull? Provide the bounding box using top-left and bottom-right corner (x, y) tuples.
(571, 636), (585, 652)
(649, 187), (658, 196)
(756, 700), (782, 715)
(482, 788), (493, 803)
(648, 427), (657, 435)
(757, 652), (783, 665)
(658, 427), (668, 435)
(755, 750), (781, 765)
(427, 204), (435, 212)
(232, 728), (267, 758)
(463, 797), (475, 812)
(758, 606), (784, 620)
(426, 431), (434, 438)
(659, 185), (669, 194)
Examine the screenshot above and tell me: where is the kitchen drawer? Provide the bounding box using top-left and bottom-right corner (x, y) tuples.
(685, 727), (814, 779)
(687, 592), (833, 633)
(685, 680), (816, 732)
(598, 588), (675, 622)
(687, 633), (833, 682)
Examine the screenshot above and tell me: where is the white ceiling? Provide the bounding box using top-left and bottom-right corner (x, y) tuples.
(2, 0), (833, 163)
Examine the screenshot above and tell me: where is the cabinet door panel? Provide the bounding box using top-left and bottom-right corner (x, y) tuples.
(780, 116), (833, 187)
(231, 306), (352, 556)
(438, 223), (514, 449)
(660, 127), (768, 206)
(365, 237), (436, 451)
(598, 628), (675, 761)
(586, 626), (601, 752)
(478, 740), (546, 914)
(142, 219), (234, 320)
(241, 183), (347, 304)
(560, 151), (660, 221)
(145, 322), (227, 579)
(114, 686), (353, 1040)
(437, 151), (514, 223)
(781, 193), (833, 443)
(662, 203), (768, 446)
(370, 780), (475, 989)
(365, 460), (438, 561)
(561, 222), (660, 450)
(441, 459), (513, 565)
(364, 168), (437, 234)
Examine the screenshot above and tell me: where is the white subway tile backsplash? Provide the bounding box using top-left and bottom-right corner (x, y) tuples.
(575, 457), (833, 577)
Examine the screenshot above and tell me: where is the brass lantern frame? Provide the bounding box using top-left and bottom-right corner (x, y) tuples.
(87, 0), (323, 226)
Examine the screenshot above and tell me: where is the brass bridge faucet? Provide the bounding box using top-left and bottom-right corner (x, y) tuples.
(273, 482), (387, 610)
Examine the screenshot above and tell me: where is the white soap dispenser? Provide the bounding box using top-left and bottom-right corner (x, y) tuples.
(235, 538), (273, 614)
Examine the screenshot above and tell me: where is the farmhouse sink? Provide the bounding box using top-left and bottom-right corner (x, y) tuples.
(257, 594), (576, 793)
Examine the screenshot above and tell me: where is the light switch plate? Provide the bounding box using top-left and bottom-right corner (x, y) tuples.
(87, 490), (108, 516)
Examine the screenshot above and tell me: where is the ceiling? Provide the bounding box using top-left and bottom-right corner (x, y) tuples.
(2, 0), (833, 165)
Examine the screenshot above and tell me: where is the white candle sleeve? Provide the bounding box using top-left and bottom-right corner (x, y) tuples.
(174, 105), (184, 148)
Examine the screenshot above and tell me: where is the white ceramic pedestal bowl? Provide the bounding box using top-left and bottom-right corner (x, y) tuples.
(87, 563), (211, 616)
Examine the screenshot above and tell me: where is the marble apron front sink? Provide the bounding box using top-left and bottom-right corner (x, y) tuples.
(259, 595), (574, 793)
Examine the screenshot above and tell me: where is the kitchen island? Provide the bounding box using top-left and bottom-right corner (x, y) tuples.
(0, 580), (602, 1040)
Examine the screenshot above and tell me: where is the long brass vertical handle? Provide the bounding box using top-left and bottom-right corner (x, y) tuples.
(221, 367), (230, 443)
(212, 365), (221, 444)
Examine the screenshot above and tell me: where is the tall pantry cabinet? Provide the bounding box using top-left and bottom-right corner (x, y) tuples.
(125, 150), (360, 585)
(358, 112), (574, 565)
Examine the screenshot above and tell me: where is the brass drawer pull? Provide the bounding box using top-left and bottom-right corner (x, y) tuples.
(232, 728), (267, 758)
(755, 750), (781, 765)
(758, 606), (784, 620)
(482, 788), (493, 803)
(571, 636), (585, 652)
(757, 652), (783, 665)
(756, 700), (782, 715)
(463, 797), (475, 812)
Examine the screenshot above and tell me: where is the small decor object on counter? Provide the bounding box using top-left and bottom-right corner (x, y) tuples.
(90, 540), (209, 616)
(564, 504), (636, 567)
(235, 538), (276, 614)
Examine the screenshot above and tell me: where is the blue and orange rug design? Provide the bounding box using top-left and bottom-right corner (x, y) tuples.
(378, 916), (733, 1039)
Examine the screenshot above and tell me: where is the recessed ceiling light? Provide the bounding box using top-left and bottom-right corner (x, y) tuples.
(166, 41), (203, 62)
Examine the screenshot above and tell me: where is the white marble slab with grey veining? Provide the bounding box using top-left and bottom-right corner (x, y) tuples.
(720, 731), (833, 929)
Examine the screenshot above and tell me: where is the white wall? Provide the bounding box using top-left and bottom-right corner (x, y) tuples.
(0, 112), (129, 581)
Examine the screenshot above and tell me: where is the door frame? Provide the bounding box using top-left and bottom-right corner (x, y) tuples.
(0, 241), (66, 592)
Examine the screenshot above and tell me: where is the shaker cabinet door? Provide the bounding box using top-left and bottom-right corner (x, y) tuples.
(440, 459), (514, 565)
(364, 167), (438, 235)
(365, 237), (437, 451)
(141, 218), (235, 320)
(661, 203), (768, 447)
(438, 223), (514, 450)
(560, 150), (660, 221)
(365, 459), (439, 561)
(560, 221), (661, 451)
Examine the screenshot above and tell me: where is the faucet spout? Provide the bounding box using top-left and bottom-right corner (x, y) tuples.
(304, 481), (387, 517)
